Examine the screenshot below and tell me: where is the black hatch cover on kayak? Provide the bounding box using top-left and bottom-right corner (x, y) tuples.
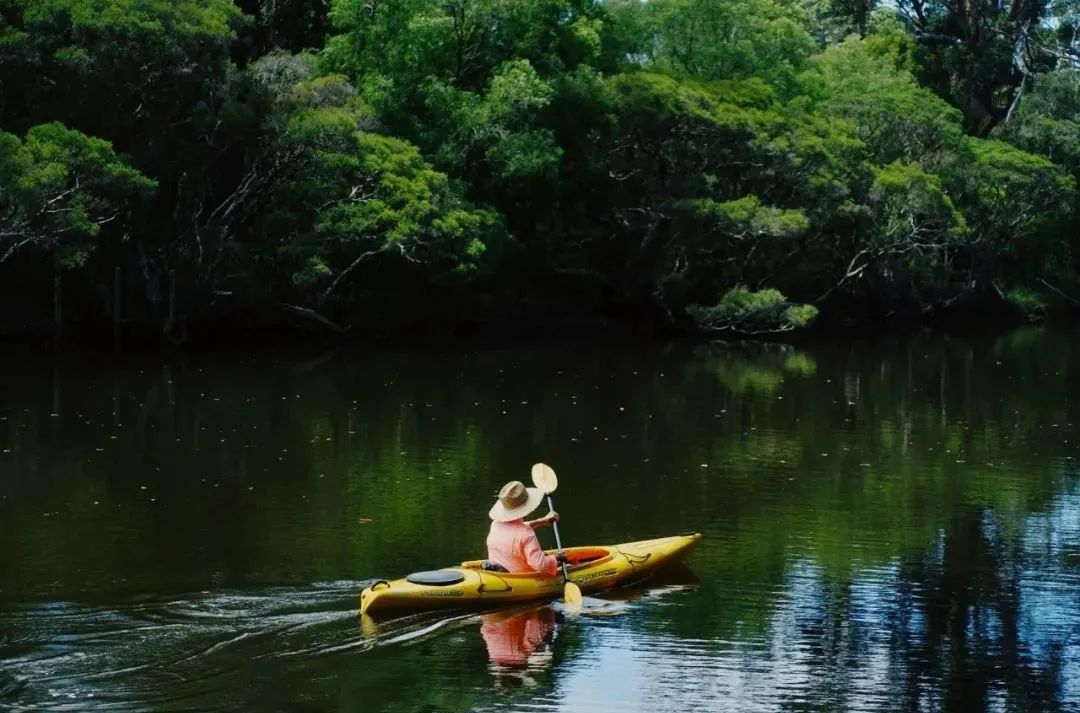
(406, 570), (465, 586)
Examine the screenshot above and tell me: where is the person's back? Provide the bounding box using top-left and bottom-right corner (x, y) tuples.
(485, 480), (562, 575)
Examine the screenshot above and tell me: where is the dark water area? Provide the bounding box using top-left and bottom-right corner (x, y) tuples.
(1, 329), (1079, 711)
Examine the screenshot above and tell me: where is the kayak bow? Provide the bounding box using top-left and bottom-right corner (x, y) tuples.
(359, 533), (702, 617)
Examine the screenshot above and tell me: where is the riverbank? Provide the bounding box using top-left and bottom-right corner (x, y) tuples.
(1, 282), (1072, 351)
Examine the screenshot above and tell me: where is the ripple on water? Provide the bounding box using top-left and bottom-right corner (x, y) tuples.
(0, 581), (369, 712)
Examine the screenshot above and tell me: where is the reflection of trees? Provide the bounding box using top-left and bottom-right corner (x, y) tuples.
(758, 503), (1074, 713)
(622, 331), (1080, 711)
(673, 331), (1074, 614)
(2, 331), (1080, 709)
(890, 505), (1069, 712)
(621, 501), (1077, 712)
(688, 342), (819, 395)
(0, 349), (509, 598)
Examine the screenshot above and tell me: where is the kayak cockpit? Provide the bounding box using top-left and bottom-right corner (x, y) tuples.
(460, 546), (614, 571)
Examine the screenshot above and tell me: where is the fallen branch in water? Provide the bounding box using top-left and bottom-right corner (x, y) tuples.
(279, 303), (350, 337)
(1038, 278), (1080, 307)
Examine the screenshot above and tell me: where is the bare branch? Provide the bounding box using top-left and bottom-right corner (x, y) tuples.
(0, 235), (42, 265)
(318, 245), (387, 306)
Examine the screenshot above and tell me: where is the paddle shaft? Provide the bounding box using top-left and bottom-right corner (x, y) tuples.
(546, 494), (573, 583)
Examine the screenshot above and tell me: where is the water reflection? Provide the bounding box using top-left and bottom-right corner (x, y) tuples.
(481, 606), (560, 688)
(2, 332), (1080, 711)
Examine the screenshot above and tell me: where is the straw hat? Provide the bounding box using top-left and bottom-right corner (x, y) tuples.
(489, 480), (545, 522)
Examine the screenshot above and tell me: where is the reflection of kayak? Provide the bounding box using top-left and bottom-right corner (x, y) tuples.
(359, 533), (702, 617)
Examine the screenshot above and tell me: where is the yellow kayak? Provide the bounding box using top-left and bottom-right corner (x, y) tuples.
(359, 533), (702, 617)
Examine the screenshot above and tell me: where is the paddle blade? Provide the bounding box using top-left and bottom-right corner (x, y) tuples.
(564, 581), (583, 612)
(531, 462), (558, 494)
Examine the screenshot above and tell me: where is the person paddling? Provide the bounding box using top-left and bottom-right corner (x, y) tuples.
(486, 480), (566, 575)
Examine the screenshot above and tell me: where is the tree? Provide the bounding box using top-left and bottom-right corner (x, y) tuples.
(612, 0), (817, 93)
(322, 0), (611, 99)
(847, 160), (967, 298)
(688, 285), (819, 334)
(559, 71), (824, 328)
(0, 0), (242, 148)
(3, 0), (1080, 339)
(0, 123), (154, 269)
(950, 138), (1075, 284)
(320, 0), (608, 248)
(427, 60), (561, 179)
(801, 35), (966, 169)
(232, 0), (332, 59)
(278, 111), (503, 308)
(1000, 70), (1080, 182)
(890, 0), (1064, 133)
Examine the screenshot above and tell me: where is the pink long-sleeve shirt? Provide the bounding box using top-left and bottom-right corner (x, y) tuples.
(486, 519), (559, 575)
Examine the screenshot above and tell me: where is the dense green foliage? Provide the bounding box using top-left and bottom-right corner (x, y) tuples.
(3, 0), (1080, 340)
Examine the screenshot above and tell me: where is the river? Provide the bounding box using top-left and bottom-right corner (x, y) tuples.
(1, 329), (1078, 711)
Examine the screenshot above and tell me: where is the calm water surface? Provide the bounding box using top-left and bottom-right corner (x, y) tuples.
(1, 330), (1079, 711)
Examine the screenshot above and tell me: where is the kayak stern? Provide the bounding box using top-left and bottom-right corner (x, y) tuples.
(359, 580), (391, 617)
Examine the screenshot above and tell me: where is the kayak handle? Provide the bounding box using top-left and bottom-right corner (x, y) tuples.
(370, 579), (390, 591)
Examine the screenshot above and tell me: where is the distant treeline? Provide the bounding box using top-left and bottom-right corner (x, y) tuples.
(3, 0), (1080, 343)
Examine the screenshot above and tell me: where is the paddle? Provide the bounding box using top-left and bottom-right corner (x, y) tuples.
(530, 462), (583, 612)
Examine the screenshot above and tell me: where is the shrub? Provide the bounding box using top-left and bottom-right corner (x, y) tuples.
(688, 286), (819, 334)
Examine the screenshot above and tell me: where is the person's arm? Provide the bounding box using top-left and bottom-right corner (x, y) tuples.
(521, 531), (559, 576)
(526, 511), (559, 530)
